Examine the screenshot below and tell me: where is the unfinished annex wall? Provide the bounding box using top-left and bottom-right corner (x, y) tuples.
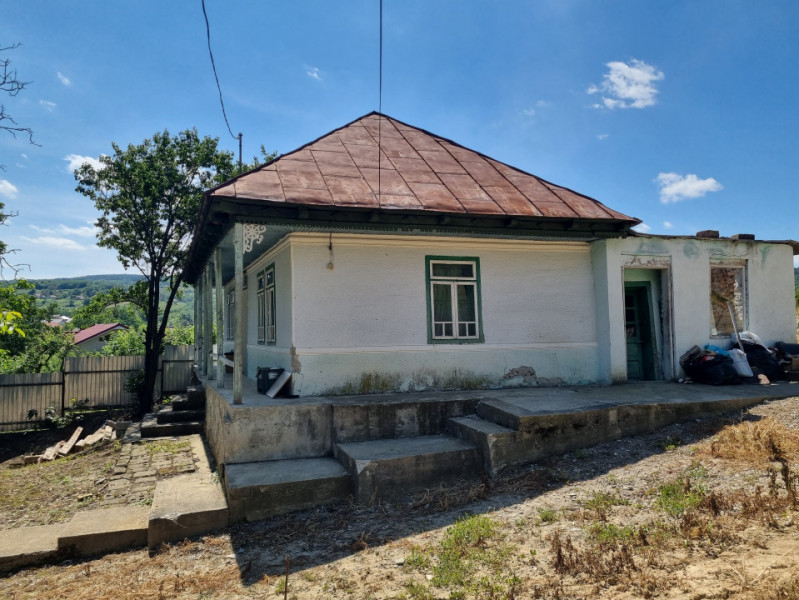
(593, 235), (796, 382)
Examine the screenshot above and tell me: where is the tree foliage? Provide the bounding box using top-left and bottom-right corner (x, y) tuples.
(74, 129), (237, 412)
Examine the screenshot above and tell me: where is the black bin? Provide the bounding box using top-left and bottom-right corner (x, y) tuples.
(256, 367), (285, 394)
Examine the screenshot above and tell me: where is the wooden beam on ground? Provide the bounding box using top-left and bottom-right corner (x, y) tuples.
(58, 426), (84, 456)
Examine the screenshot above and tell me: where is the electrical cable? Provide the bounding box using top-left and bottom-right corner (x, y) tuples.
(201, 0), (238, 142)
(378, 0), (383, 206)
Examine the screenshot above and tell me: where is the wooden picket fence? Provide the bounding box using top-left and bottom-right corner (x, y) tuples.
(0, 345), (194, 432)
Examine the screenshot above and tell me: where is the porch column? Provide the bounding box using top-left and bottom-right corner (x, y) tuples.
(233, 223), (244, 404)
(214, 248), (225, 386)
(194, 280), (202, 372)
(203, 264), (214, 380)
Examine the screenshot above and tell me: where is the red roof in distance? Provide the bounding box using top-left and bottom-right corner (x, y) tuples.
(73, 323), (127, 345)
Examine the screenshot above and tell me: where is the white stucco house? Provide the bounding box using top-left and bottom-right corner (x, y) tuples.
(183, 113), (798, 404)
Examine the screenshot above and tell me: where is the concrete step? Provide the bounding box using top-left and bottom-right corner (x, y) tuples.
(172, 386), (206, 411)
(225, 458), (351, 523)
(141, 413), (204, 438)
(156, 405), (205, 424)
(448, 415), (516, 475)
(148, 474), (228, 552)
(336, 435), (483, 504)
(331, 395), (479, 444)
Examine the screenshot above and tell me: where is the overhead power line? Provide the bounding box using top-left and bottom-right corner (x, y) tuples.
(201, 0), (241, 165)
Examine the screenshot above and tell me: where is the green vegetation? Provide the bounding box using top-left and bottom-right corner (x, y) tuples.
(24, 274), (195, 328)
(655, 464), (708, 516)
(402, 515), (520, 599)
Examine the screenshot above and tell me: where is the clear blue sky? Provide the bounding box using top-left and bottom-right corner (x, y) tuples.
(3, 1), (798, 279)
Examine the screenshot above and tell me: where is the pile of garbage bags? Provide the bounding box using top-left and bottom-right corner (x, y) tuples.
(679, 331), (797, 385)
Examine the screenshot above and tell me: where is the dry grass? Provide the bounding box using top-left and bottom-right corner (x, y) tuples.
(704, 417), (799, 463)
(0, 445), (118, 529)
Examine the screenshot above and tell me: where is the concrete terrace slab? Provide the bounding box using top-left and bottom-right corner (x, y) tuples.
(0, 524), (60, 572)
(480, 381), (799, 416)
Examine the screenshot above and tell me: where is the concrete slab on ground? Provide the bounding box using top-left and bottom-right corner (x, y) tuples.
(148, 474), (228, 551)
(58, 505), (149, 558)
(225, 458), (350, 523)
(0, 524), (60, 572)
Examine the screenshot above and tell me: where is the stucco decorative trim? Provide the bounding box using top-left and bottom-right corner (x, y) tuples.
(621, 254), (671, 268)
(243, 224), (267, 253)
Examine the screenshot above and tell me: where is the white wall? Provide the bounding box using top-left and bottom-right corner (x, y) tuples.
(284, 233), (600, 395)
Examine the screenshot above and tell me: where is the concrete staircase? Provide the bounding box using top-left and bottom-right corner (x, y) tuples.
(224, 395), (486, 522)
(141, 386), (206, 438)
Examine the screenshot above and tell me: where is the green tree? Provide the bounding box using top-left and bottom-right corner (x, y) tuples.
(74, 129), (238, 412)
(70, 283), (147, 330)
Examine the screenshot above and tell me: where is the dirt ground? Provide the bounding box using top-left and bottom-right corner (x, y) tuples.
(0, 420), (198, 530)
(1, 396), (798, 600)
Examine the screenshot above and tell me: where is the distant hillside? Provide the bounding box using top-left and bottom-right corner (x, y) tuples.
(21, 274), (193, 327)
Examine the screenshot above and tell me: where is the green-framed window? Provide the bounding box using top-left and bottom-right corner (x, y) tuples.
(426, 256), (484, 343)
(264, 266), (276, 344)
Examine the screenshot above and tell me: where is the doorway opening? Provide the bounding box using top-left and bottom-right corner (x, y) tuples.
(623, 267), (671, 381)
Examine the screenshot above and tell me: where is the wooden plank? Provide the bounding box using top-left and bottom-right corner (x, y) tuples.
(41, 441), (65, 461)
(58, 426), (84, 456)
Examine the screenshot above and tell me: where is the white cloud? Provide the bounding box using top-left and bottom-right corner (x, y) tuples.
(64, 154), (104, 173)
(306, 66), (321, 81)
(30, 224), (98, 238)
(21, 236), (91, 251)
(633, 222), (652, 233)
(588, 59), (664, 109)
(655, 172), (723, 204)
(522, 108), (535, 117)
(57, 71), (71, 86)
(20, 153), (28, 159)
(663, 221), (674, 229)
(0, 179), (18, 199)
(597, 133), (609, 140)
(39, 100), (57, 111)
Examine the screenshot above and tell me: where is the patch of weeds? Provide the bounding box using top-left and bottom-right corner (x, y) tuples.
(404, 545), (431, 570)
(574, 448), (588, 460)
(422, 514), (518, 598)
(660, 435), (683, 452)
(582, 490), (630, 519)
(588, 522), (639, 544)
(656, 469), (707, 517)
(274, 577), (287, 595)
(145, 440), (190, 456)
(401, 581), (434, 600)
(538, 506), (559, 523)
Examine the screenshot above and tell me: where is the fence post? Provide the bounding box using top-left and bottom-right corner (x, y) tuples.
(60, 357), (67, 417)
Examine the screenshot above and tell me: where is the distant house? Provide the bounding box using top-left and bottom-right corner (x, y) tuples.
(73, 323), (127, 353)
(45, 315), (73, 328)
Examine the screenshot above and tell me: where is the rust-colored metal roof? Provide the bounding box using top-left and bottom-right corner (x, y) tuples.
(210, 112), (637, 223)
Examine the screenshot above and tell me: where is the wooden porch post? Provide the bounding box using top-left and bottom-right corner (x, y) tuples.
(233, 223), (244, 404)
(214, 248), (225, 386)
(203, 265), (214, 380)
(194, 280), (202, 372)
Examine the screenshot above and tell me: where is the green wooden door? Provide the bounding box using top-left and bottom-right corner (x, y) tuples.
(624, 284), (656, 380)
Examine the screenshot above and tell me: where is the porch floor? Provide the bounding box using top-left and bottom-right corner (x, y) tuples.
(200, 371), (799, 414)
